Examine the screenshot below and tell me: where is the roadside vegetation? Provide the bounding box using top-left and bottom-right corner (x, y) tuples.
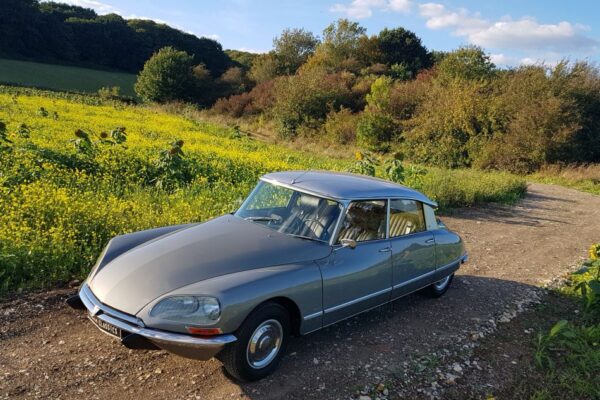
(524, 244), (600, 399)
(0, 87), (525, 294)
(530, 164), (600, 196)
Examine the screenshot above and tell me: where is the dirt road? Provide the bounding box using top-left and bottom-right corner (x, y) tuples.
(1, 183), (599, 400)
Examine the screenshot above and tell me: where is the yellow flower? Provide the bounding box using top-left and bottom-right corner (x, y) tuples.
(589, 243), (600, 260)
(355, 151), (363, 161)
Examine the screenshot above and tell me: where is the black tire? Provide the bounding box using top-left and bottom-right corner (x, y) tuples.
(426, 274), (454, 298)
(217, 302), (290, 382)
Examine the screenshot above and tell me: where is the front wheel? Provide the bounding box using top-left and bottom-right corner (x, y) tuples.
(427, 274), (454, 297)
(217, 302), (290, 382)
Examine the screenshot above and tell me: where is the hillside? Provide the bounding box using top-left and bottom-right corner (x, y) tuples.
(0, 58), (137, 97)
(0, 87), (526, 293)
(0, 0), (230, 75)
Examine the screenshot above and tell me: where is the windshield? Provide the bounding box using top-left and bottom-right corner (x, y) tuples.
(235, 181), (342, 243)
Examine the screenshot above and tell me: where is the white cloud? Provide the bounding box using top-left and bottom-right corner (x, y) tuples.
(387, 0), (412, 13)
(470, 19), (598, 52)
(330, 0), (411, 19)
(236, 48), (267, 54)
(418, 3), (598, 55)
(42, 0), (117, 14)
(202, 34), (221, 41)
(123, 14), (169, 25)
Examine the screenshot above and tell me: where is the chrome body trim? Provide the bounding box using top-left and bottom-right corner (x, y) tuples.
(79, 283), (237, 357)
(303, 311), (324, 321)
(324, 287), (392, 314)
(80, 284), (144, 327)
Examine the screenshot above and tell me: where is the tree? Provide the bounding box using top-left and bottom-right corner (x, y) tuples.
(436, 46), (495, 84)
(225, 49), (259, 71)
(377, 27), (431, 75)
(273, 28), (319, 75)
(249, 53), (280, 83)
(134, 47), (196, 103)
(306, 19), (368, 72)
(357, 76), (397, 151)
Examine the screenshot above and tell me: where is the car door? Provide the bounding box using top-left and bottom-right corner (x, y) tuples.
(319, 200), (392, 326)
(388, 199), (437, 298)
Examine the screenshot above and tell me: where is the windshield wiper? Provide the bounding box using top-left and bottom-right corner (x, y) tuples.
(244, 216), (281, 222)
(286, 233), (323, 243)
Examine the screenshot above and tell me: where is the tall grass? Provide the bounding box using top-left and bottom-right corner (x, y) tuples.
(531, 164), (600, 196)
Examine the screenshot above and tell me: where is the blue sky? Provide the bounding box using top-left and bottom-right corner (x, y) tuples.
(53, 0), (600, 66)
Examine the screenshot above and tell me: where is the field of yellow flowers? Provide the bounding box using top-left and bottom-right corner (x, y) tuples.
(0, 87), (526, 293)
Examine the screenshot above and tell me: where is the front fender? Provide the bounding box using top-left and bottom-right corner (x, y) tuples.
(138, 261), (323, 335)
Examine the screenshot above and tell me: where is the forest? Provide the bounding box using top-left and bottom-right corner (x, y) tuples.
(0, 0), (230, 75)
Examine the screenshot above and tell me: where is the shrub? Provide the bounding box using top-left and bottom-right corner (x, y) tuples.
(323, 107), (359, 144)
(403, 79), (491, 168)
(356, 111), (396, 151)
(271, 70), (354, 138)
(134, 47), (196, 103)
(211, 80), (276, 117)
(97, 86), (121, 100)
(473, 65), (580, 173)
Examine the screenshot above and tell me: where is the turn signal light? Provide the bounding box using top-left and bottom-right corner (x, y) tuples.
(186, 327), (222, 336)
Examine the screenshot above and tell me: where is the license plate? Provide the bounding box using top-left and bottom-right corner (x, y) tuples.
(90, 316), (123, 339)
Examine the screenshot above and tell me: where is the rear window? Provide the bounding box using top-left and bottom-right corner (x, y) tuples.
(389, 199), (426, 237)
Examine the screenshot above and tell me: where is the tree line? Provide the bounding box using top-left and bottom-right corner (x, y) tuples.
(0, 0), (230, 75)
(136, 19), (600, 173)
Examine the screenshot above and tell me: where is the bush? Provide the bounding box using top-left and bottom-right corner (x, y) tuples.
(323, 107), (359, 144)
(271, 70), (355, 138)
(356, 111), (396, 151)
(473, 65), (580, 173)
(402, 79), (491, 168)
(134, 47), (197, 103)
(211, 80), (276, 117)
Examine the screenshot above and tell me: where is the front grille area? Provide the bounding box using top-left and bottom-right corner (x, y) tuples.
(80, 284), (144, 328)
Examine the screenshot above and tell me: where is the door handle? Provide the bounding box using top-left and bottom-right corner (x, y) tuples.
(379, 247), (391, 252)
(425, 238), (435, 244)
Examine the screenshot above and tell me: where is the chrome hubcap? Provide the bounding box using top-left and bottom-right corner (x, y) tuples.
(434, 275), (451, 290)
(246, 319), (283, 369)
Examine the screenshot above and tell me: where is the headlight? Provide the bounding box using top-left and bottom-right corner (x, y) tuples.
(150, 296), (221, 324)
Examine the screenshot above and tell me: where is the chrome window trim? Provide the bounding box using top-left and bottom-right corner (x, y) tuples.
(324, 286), (392, 314)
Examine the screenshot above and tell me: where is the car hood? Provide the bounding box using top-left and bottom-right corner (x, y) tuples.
(88, 215), (332, 315)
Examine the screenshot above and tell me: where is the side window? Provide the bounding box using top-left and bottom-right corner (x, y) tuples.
(337, 200), (387, 243)
(389, 199), (426, 237)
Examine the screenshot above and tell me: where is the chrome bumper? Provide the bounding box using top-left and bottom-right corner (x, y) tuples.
(78, 283), (237, 360)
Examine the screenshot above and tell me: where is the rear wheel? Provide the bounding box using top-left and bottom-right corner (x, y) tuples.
(427, 274), (454, 297)
(217, 302), (290, 382)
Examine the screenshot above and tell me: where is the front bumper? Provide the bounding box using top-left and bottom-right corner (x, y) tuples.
(74, 283), (237, 360)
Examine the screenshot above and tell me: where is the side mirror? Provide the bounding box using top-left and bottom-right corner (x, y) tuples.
(339, 238), (357, 249)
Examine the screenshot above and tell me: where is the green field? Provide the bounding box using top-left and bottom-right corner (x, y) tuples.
(0, 58), (137, 97)
(0, 87), (526, 294)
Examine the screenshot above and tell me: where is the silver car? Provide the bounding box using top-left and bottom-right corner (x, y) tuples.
(68, 171), (467, 381)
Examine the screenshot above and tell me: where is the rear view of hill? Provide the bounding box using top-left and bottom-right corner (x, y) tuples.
(0, 0), (230, 76)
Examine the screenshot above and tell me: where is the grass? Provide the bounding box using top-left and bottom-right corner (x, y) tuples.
(0, 87), (526, 294)
(496, 244), (600, 400)
(530, 164), (600, 196)
(0, 58), (137, 97)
